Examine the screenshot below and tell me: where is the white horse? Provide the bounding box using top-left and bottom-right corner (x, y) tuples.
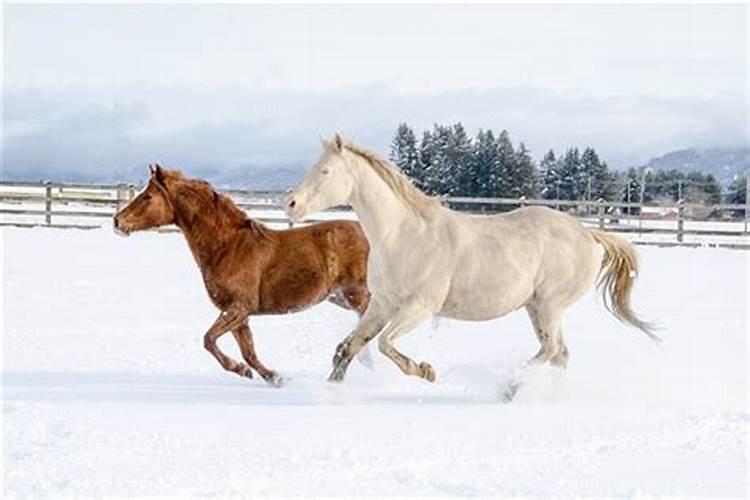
(287, 134), (656, 383)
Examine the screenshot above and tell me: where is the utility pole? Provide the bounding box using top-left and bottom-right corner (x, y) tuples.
(639, 169), (647, 205)
(626, 177), (631, 216)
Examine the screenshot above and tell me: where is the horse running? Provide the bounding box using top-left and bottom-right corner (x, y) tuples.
(114, 164), (370, 386)
(287, 134), (656, 383)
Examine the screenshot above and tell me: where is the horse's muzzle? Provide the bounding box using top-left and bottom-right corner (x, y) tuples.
(285, 197), (305, 223)
(112, 216), (131, 237)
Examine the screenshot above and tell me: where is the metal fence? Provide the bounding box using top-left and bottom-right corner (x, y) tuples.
(1, 181), (747, 249)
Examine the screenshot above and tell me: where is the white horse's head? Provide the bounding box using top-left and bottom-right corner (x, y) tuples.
(286, 133), (355, 222)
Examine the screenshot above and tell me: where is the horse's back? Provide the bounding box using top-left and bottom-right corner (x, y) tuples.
(438, 205), (599, 319)
(500, 206), (602, 306)
(283, 220), (369, 284)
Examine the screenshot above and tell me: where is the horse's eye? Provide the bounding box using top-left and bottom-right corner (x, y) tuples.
(321, 169), (331, 175)
(143, 194), (152, 201)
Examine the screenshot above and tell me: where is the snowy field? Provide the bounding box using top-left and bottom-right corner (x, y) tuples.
(2, 227), (748, 497)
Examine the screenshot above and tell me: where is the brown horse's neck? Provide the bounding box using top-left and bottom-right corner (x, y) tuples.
(168, 183), (271, 271)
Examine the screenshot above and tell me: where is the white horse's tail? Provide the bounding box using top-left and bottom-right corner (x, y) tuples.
(589, 229), (659, 342)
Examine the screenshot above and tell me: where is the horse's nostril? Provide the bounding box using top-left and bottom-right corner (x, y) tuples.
(288, 200), (296, 208)
(113, 217), (119, 228)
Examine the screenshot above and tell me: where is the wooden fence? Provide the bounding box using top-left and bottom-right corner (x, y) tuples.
(1, 181), (748, 249)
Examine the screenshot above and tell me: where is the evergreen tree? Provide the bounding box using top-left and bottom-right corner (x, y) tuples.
(620, 167), (645, 214)
(580, 147), (615, 201)
(650, 169), (683, 201)
(416, 129), (434, 193)
(467, 129), (499, 198)
(684, 171), (721, 204)
(558, 148), (582, 200)
(539, 149), (561, 200)
(422, 124), (453, 195)
(513, 142), (538, 198)
(447, 123), (473, 196)
(726, 175), (747, 205)
(389, 123), (420, 183)
(495, 130), (516, 197)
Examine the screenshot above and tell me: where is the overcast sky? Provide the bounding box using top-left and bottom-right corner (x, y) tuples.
(3, 3), (748, 179)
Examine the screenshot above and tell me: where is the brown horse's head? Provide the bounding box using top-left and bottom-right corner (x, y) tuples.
(113, 164), (178, 236)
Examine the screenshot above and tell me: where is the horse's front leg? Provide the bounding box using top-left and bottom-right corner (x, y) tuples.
(203, 308), (253, 379)
(232, 322), (282, 387)
(328, 300), (390, 382)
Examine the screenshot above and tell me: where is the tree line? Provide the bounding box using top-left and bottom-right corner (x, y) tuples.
(389, 122), (746, 206)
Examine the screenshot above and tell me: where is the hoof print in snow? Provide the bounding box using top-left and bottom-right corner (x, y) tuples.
(264, 373), (284, 388)
(501, 380), (523, 403)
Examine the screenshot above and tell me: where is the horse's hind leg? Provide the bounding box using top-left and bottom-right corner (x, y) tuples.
(525, 303), (569, 368)
(377, 303), (434, 381)
(232, 322), (281, 386)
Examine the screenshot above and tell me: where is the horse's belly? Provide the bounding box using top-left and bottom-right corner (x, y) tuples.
(439, 276), (533, 321)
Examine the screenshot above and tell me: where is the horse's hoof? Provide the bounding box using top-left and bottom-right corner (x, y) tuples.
(327, 369), (345, 383)
(263, 372), (283, 388)
(419, 362), (436, 382)
(237, 364), (253, 378)
(332, 342), (349, 367)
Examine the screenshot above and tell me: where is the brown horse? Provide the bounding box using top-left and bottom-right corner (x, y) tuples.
(113, 164), (370, 386)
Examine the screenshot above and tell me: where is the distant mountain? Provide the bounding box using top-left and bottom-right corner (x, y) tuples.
(1, 163), (307, 191)
(645, 147), (749, 185)
(209, 164), (306, 191)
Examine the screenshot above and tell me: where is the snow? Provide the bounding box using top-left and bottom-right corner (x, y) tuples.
(2, 227), (748, 497)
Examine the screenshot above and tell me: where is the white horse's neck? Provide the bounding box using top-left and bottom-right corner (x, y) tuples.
(346, 155), (428, 249)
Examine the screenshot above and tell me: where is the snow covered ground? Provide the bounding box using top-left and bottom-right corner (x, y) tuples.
(2, 227), (748, 497)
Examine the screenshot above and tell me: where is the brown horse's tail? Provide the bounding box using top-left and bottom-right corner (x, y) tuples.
(589, 229), (659, 342)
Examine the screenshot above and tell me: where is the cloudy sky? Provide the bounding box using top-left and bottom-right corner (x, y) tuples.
(3, 2), (748, 181)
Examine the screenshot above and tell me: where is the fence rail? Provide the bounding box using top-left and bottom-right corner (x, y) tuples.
(1, 181), (747, 249)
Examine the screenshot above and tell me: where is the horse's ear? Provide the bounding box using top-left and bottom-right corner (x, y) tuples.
(149, 164), (156, 175)
(333, 132), (344, 153)
(153, 163), (167, 185)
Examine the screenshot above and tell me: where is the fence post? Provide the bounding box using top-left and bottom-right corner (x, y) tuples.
(128, 184), (136, 202)
(116, 184), (129, 212)
(677, 199), (685, 243)
(745, 175), (749, 234)
(519, 196), (526, 209)
(597, 198), (605, 229)
(44, 181), (52, 225)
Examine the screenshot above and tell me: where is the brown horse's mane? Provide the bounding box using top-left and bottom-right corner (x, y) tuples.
(161, 168), (275, 241)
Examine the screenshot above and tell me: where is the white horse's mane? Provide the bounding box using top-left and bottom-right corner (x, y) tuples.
(340, 140), (441, 217)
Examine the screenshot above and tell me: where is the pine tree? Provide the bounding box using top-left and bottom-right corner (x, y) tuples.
(558, 148), (582, 200)
(685, 171), (721, 204)
(620, 167), (645, 214)
(389, 123), (420, 184)
(726, 175), (747, 205)
(539, 149), (560, 200)
(580, 147), (616, 201)
(422, 124), (453, 195)
(495, 130), (516, 197)
(447, 123), (473, 196)
(468, 129), (500, 197)
(513, 142), (538, 198)
(417, 129), (434, 193)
